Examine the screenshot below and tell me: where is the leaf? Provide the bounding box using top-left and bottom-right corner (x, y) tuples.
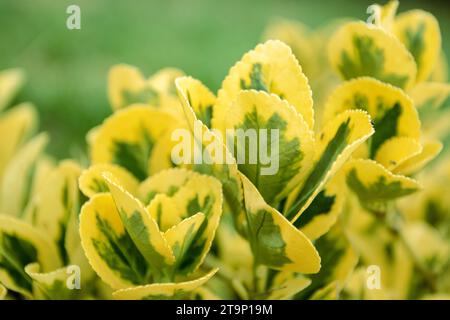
(240, 173), (320, 273)
(167, 172), (223, 275)
(175, 78), (245, 234)
(79, 193), (153, 289)
(104, 174), (175, 277)
(293, 179), (344, 241)
(344, 159), (420, 212)
(374, 137), (422, 171)
(0, 68), (25, 111)
(410, 82), (450, 139)
(296, 226), (358, 299)
(0, 215), (61, 297)
(25, 160), (82, 266)
(90, 105), (180, 181)
(108, 64), (184, 112)
(0, 133), (48, 217)
(394, 10), (441, 82)
(138, 168), (194, 205)
(0, 103), (38, 181)
(266, 272), (311, 300)
(214, 40), (314, 129)
(329, 21), (417, 89)
(215, 90), (315, 206)
(285, 110), (374, 222)
(175, 77), (215, 128)
(164, 212), (205, 270)
(323, 77), (421, 160)
(24, 263), (82, 300)
(112, 268), (218, 300)
(79, 163), (139, 198)
(393, 139), (442, 176)
(146, 194), (182, 232)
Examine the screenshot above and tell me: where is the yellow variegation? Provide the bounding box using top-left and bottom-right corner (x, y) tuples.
(394, 10), (441, 83)
(285, 110), (374, 222)
(108, 64), (184, 114)
(344, 159), (420, 212)
(79, 163), (139, 198)
(113, 268), (218, 300)
(104, 174), (175, 274)
(24, 263), (83, 300)
(0, 133), (48, 217)
(214, 40), (314, 129)
(0, 215), (61, 297)
(215, 90), (315, 206)
(240, 173), (320, 274)
(328, 21), (417, 89)
(90, 105), (181, 181)
(80, 169), (222, 297)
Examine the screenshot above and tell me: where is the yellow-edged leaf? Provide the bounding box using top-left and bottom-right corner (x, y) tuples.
(328, 21), (416, 89)
(215, 40), (314, 129)
(0, 133), (48, 217)
(112, 268), (218, 300)
(79, 163), (139, 198)
(90, 105), (180, 181)
(240, 173), (320, 274)
(0, 215), (61, 297)
(285, 110), (374, 222)
(394, 9), (441, 83)
(104, 174), (175, 273)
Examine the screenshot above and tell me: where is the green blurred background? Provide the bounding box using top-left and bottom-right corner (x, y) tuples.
(1, 0), (449, 158)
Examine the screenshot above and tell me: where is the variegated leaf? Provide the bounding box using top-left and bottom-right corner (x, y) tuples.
(344, 159), (420, 212)
(25, 160), (82, 265)
(164, 212), (205, 271)
(374, 137), (422, 171)
(296, 226), (358, 300)
(80, 193), (153, 289)
(394, 10), (441, 83)
(266, 272), (311, 300)
(138, 168), (194, 205)
(175, 77), (215, 128)
(166, 172), (223, 275)
(0, 133), (48, 217)
(215, 90), (315, 206)
(79, 163), (139, 198)
(293, 179), (344, 241)
(25, 263), (82, 300)
(108, 64), (184, 112)
(214, 40), (314, 129)
(285, 110), (374, 222)
(329, 21), (417, 89)
(90, 105), (180, 181)
(175, 78), (245, 234)
(393, 139), (442, 175)
(0, 215), (61, 297)
(323, 77), (421, 161)
(104, 174), (175, 278)
(240, 173), (320, 274)
(112, 268), (218, 300)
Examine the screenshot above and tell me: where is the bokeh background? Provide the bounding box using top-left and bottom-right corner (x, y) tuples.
(1, 0), (449, 158)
